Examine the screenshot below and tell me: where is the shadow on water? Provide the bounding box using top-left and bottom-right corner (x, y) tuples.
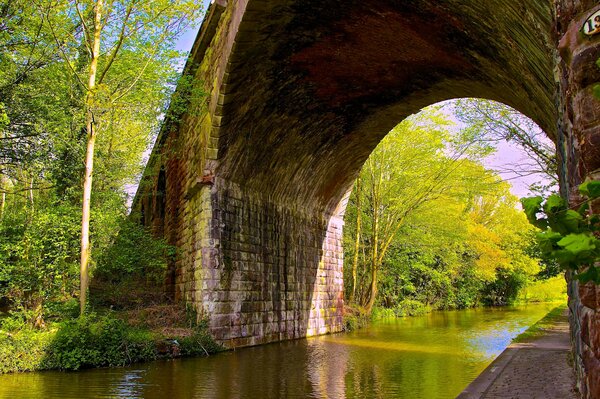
(0, 302), (558, 399)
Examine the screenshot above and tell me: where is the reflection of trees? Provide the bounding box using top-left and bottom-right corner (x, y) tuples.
(0, 305), (559, 398)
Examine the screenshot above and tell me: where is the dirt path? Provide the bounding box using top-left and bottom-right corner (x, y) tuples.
(457, 310), (579, 399)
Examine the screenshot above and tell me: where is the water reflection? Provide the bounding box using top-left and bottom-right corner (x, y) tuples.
(0, 303), (556, 399)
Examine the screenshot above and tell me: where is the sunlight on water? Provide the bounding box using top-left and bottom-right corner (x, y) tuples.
(0, 303), (557, 399)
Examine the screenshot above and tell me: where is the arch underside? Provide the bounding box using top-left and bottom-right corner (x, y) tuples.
(216, 0), (555, 215)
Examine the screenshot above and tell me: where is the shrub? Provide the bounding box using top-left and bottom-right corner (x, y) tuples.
(179, 329), (223, 356)
(393, 299), (431, 317)
(343, 305), (370, 331)
(0, 203), (80, 324)
(95, 219), (174, 285)
(0, 328), (53, 373)
(46, 314), (156, 370)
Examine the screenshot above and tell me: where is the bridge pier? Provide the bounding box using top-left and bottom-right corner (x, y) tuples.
(183, 178), (344, 346)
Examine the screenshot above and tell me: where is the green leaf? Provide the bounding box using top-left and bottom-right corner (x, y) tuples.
(543, 194), (567, 215)
(579, 181), (600, 199)
(557, 233), (597, 255)
(536, 230), (563, 253)
(549, 210), (584, 235)
(575, 266), (600, 284)
(521, 196), (546, 228)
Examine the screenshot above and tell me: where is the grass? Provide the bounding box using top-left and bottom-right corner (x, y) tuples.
(512, 304), (568, 343)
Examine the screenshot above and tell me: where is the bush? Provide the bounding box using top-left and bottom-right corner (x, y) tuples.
(371, 300), (432, 319)
(95, 219), (174, 285)
(179, 329), (223, 356)
(0, 203), (80, 323)
(46, 314), (156, 370)
(0, 328), (53, 373)
(482, 268), (528, 306)
(371, 306), (396, 320)
(393, 299), (431, 317)
(342, 305), (370, 331)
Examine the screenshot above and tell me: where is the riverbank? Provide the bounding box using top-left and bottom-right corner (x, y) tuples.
(457, 305), (579, 398)
(0, 304), (222, 374)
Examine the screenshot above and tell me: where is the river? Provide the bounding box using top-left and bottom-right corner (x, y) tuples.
(0, 303), (557, 399)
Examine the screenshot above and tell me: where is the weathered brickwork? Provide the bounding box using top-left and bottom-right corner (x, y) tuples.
(134, 0), (599, 393)
(556, 2), (600, 397)
(192, 179), (344, 346)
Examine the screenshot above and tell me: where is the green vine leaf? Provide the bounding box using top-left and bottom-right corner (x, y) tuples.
(549, 210), (584, 236)
(537, 230), (563, 253)
(522, 184), (600, 284)
(543, 194), (567, 215)
(521, 196), (547, 229)
(576, 266), (600, 283)
(557, 233), (597, 255)
(579, 180), (600, 199)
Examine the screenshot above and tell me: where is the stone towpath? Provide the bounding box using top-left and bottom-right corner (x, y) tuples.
(457, 309), (579, 399)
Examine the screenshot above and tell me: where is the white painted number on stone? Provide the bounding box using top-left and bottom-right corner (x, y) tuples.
(583, 10), (600, 36)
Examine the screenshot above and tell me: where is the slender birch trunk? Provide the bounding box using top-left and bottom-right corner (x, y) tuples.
(28, 176), (34, 211)
(364, 163), (382, 313)
(80, 0), (103, 315)
(350, 178), (361, 304)
(0, 175), (5, 220)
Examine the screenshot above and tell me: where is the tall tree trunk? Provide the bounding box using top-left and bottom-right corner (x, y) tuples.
(0, 175), (5, 220)
(28, 176), (34, 211)
(364, 161), (382, 314)
(80, 0), (103, 315)
(350, 178), (362, 304)
(365, 212), (379, 313)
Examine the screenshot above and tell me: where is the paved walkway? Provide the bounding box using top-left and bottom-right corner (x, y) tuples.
(457, 310), (579, 399)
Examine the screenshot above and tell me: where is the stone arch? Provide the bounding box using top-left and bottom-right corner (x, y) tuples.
(136, 0), (558, 346)
(131, 1), (600, 394)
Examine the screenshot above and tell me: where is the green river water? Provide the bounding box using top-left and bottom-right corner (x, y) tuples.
(0, 303), (557, 399)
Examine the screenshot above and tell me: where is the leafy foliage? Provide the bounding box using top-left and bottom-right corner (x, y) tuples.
(344, 107), (544, 314)
(0, 327), (54, 373)
(46, 314), (157, 370)
(521, 182), (600, 283)
(0, 201), (80, 323)
(95, 218), (175, 284)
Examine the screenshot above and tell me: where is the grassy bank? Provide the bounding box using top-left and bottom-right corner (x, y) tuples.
(0, 304), (222, 374)
(512, 304), (568, 343)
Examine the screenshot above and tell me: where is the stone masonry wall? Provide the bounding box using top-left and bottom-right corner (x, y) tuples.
(193, 179), (344, 347)
(555, 1), (600, 397)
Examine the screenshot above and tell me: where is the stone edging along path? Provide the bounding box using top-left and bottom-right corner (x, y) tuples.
(456, 308), (579, 399)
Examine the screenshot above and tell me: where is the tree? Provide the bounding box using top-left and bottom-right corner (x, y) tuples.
(36, 0), (203, 314)
(344, 107), (543, 313)
(345, 108), (490, 312)
(452, 98), (557, 193)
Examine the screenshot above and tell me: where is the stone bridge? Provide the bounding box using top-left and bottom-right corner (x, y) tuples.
(134, 0), (600, 396)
